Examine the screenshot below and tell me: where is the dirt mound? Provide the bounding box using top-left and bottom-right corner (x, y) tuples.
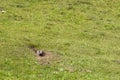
(36, 51), (60, 65)
(28, 46), (61, 65)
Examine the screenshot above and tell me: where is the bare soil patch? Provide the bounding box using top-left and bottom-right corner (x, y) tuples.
(36, 51), (60, 65)
(28, 46), (61, 65)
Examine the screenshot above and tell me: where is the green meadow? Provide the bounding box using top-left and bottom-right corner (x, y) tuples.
(0, 0), (120, 80)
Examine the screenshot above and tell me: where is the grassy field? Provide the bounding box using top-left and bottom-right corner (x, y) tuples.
(0, 0), (120, 80)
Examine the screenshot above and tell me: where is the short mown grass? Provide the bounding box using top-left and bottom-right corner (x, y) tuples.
(0, 0), (120, 80)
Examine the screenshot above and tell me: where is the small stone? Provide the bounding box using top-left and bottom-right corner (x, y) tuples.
(1, 10), (6, 13)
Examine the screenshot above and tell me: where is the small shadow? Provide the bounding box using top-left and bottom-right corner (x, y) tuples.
(27, 43), (38, 49)
(112, 60), (120, 64)
(10, 3), (25, 8)
(0, 7), (4, 10)
(74, 1), (92, 5)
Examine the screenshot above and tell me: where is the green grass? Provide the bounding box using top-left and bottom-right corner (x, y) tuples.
(0, 0), (120, 80)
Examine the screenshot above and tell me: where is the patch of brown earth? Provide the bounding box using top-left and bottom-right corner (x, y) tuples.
(36, 51), (60, 65)
(28, 46), (61, 65)
(65, 66), (75, 72)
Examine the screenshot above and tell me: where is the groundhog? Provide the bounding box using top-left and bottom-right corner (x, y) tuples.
(29, 47), (45, 57)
